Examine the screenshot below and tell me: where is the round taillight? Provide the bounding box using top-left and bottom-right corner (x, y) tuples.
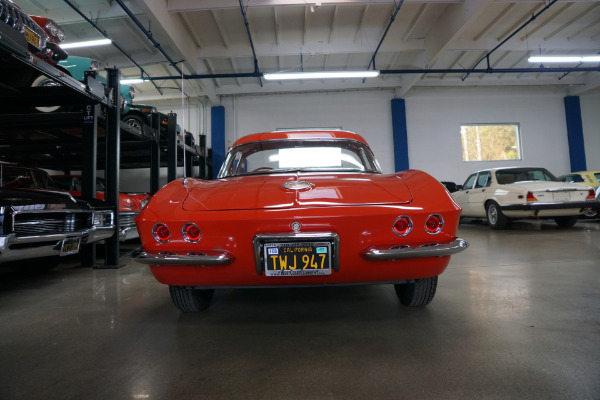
(152, 223), (171, 243)
(425, 214), (444, 234)
(182, 223), (201, 243)
(393, 216), (413, 237)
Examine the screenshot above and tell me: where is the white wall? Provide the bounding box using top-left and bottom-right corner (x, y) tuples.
(119, 87), (600, 191)
(220, 87), (584, 185)
(405, 87), (573, 184)
(221, 91), (396, 173)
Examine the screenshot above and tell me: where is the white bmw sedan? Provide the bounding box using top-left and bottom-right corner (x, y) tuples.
(452, 167), (599, 229)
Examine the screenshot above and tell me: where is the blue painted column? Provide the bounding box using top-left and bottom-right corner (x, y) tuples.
(211, 106), (225, 179)
(563, 96), (587, 172)
(391, 98), (409, 172)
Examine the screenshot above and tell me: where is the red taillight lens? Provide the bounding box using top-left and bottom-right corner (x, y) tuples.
(182, 223), (201, 243)
(152, 223), (170, 243)
(527, 191), (537, 202)
(425, 214), (444, 234)
(587, 189), (595, 200)
(393, 216), (413, 237)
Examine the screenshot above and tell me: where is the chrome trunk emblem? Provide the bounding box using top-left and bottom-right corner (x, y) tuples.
(283, 181), (312, 190)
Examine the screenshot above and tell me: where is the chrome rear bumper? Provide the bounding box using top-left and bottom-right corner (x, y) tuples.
(362, 238), (468, 260)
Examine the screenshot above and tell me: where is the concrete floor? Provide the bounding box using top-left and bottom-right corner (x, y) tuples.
(0, 220), (599, 400)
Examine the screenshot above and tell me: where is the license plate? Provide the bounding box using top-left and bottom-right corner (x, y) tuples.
(553, 191), (571, 202)
(264, 241), (332, 277)
(60, 238), (80, 256)
(23, 27), (41, 49)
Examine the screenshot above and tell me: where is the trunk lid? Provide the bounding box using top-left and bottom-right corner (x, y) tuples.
(182, 173), (412, 211)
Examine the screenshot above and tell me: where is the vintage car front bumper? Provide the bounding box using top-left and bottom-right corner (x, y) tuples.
(0, 215), (115, 263)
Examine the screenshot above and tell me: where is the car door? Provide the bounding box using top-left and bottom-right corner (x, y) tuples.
(452, 173), (477, 215)
(467, 171), (491, 217)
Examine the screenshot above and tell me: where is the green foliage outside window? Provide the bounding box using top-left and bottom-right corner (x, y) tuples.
(460, 124), (521, 161)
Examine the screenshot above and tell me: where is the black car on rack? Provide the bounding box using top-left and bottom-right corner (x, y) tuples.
(121, 103), (196, 146)
(0, 163), (115, 271)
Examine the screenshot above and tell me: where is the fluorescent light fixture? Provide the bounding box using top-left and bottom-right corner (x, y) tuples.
(120, 78), (146, 84)
(263, 70), (380, 80)
(528, 55), (600, 63)
(60, 38), (112, 49)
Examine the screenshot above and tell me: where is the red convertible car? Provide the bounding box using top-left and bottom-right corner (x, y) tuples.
(135, 130), (467, 312)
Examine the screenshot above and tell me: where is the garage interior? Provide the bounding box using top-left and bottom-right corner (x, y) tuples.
(1, 0), (599, 399)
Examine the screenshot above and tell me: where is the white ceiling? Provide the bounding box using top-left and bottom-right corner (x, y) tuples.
(16, 0), (600, 104)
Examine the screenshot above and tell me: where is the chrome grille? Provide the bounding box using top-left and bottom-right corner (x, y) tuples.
(13, 211), (92, 236)
(119, 212), (139, 229)
(0, 0), (48, 51)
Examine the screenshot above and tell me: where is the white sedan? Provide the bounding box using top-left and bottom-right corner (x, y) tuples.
(452, 167), (599, 229)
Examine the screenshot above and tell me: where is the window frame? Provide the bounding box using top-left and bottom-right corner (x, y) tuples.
(460, 123), (522, 162)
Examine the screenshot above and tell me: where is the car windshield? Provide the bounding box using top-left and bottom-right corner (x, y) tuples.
(495, 167), (558, 184)
(218, 139), (382, 178)
(0, 165), (60, 190)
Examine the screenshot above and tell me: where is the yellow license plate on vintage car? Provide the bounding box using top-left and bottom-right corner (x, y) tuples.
(23, 26), (41, 49)
(60, 238), (80, 256)
(264, 242), (332, 277)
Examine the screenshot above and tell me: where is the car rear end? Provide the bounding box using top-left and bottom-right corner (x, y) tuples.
(135, 170), (464, 288)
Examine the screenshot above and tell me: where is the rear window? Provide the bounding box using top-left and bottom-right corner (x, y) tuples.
(219, 139), (381, 178)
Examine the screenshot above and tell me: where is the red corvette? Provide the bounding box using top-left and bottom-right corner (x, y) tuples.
(135, 130), (467, 312)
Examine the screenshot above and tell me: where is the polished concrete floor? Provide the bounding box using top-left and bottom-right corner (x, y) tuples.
(1, 219), (599, 400)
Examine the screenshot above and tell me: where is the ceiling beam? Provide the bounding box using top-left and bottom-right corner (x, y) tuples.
(136, 0), (219, 104)
(198, 39), (425, 58)
(166, 0), (463, 13)
(397, 0), (494, 96)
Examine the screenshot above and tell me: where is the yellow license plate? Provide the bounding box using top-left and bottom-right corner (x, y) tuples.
(60, 238), (80, 256)
(23, 26), (41, 49)
(264, 242), (331, 276)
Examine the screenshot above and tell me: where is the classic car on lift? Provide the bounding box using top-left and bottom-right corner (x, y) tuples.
(0, 0), (67, 65)
(135, 130), (468, 312)
(0, 163), (115, 271)
(30, 55), (135, 112)
(452, 167), (599, 229)
(51, 175), (149, 241)
(121, 103), (195, 147)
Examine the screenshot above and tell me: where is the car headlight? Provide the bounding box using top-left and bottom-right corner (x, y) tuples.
(129, 86), (135, 100)
(45, 20), (65, 42)
(89, 60), (100, 72)
(140, 198), (150, 209)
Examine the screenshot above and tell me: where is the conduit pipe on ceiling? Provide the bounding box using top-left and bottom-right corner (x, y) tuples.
(238, 0), (262, 87)
(139, 66), (600, 81)
(113, 0), (184, 76)
(382, 67), (600, 75)
(367, 0), (405, 72)
(462, 0), (560, 81)
(62, 0), (163, 95)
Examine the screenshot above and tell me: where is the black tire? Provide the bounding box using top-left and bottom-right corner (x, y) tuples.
(123, 115), (147, 132)
(486, 201), (509, 229)
(169, 286), (214, 313)
(554, 215), (578, 228)
(394, 276), (438, 307)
